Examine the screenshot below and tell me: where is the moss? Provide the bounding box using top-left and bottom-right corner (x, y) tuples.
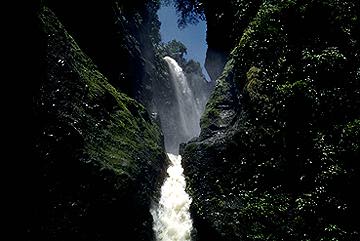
(236, 0), (295, 51)
(40, 6), (163, 167)
(36, 7), (167, 240)
(244, 66), (270, 101)
(200, 59), (236, 134)
(182, 0), (360, 240)
(276, 80), (308, 96)
(341, 119), (360, 152)
(344, 119), (360, 133)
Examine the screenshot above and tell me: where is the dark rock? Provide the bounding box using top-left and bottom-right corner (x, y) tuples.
(44, 0), (162, 110)
(27, 7), (168, 241)
(203, 0), (262, 81)
(204, 48), (227, 82)
(181, 0), (360, 240)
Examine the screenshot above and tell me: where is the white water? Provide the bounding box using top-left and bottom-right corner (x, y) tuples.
(163, 56), (202, 141)
(151, 153), (193, 241)
(151, 57), (199, 240)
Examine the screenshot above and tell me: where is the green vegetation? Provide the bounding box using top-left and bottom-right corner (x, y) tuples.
(28, 0), (360, 240)
(200, 59), (235, 134)
(34, 6), (167, 240)
(180, 0), (360, 240)
(161, 39), (188, 60)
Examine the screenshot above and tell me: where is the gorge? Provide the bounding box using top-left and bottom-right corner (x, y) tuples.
(151, 55), (208, 240)
(23, 0), (359, 241)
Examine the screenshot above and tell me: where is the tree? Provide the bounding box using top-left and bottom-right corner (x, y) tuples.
(164, 0), (205, 28)
(163, 39), (188, 60)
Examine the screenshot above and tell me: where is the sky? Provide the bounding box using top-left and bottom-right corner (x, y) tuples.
(157, 3), (210, 80)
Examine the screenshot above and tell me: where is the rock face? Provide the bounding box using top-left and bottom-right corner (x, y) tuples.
(203, 0), (262, 81)
(183, 59), (215, 116)
(181, 0), (360, 240)
(27, 5), (168, 241)
(44, 0), (162, 109)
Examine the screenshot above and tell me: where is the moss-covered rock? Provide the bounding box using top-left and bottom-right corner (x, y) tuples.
(29, 7), (168, 241)
(44, 0), (163, 110)
(180, 0), (360, 240)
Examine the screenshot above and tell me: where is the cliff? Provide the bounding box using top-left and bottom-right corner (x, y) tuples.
(203, 0), (262, 81)
(44, 0), (162, 109)
(26, 5), (168, 240)
(180, 0), (360, 240)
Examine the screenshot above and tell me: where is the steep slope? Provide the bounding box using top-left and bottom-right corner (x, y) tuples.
(44, 0), (162, 109)
(28, 7), (167, 240)
(180, 0), (360, 240)
(203, 0), (262, 81)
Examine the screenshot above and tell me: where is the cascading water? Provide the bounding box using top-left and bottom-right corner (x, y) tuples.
(163, 56), (202, 140)
(151, 56), (203, 241)
(153, 56), (203, 154)
(151, 153), (193, 241)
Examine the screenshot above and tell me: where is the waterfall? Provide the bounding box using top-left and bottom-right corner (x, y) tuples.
(151, 153), (193, 241)
(151, 57), (201, 240)
(161, 56), (202, 153)
(164, 56), (201, 139)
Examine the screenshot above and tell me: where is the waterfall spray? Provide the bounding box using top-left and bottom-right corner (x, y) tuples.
(163, 56), (202, 144)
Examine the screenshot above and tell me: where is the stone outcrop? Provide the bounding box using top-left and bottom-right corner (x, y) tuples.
(179, 0), (360, 240)
(27, 5), (168, 240)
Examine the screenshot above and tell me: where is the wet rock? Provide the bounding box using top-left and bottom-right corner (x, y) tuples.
(28, 7), (168, 241)
(181, 1), (360, 240)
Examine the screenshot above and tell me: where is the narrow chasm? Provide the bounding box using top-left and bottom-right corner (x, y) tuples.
(150, 3), (214, 240)
(26, 0), (359, 241)
(151, 55), (211, 240)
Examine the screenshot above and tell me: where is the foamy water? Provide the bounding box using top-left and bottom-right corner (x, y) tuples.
(151, 153), (193, 241)
(163, 56), (201, 141)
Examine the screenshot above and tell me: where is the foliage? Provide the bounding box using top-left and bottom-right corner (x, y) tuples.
(183, 0), (360, 240)
(33, 7), (167, 240)
(163, 0), (205, 28)
(161, 39), (188, 60)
